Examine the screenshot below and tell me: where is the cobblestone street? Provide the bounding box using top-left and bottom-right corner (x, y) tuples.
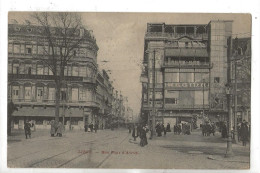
(7, 128), (250, 169)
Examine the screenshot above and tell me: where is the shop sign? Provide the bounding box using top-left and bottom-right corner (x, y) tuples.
(165, 82), (209, 88)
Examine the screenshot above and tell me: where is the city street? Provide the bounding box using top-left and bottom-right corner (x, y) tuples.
(8, 128), (250, 169)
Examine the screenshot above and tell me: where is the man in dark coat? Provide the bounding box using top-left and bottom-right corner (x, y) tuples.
(140, 126), (148, 147)
(240, 120), (249, 146)
(24, 120), (31, 139)
(94, 123), (98, 133)
(166, 123), (171, 132)
(221, 122), (228, 138)
(132, 125), (138, 141)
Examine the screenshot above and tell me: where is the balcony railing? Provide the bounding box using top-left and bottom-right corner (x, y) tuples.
(163, 62), (211, 69)
(8, 74), (95, 83)
(145, 32), (208, 40)
(164, 104), (210, 109)
(11, 98), (100, 107)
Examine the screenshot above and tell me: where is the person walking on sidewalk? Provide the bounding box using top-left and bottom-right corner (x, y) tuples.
(24, 120), (31, 139)
(240, 120), (249, 146)
(140, 126), (148, 147)
(56, 121), (64, 137)
(94, 123), (98, 133)
(132, 124), (139, 141)
(50, 120), (56, 137)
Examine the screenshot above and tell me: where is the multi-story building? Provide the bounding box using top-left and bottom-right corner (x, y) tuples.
(231, 37), (251, 123)
(141, 21), (233, 128)
(96, 69), (113, 129)
(8, 23), (99, 130)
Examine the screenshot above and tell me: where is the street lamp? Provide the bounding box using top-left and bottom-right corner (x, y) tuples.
(225, 83), (234, 158)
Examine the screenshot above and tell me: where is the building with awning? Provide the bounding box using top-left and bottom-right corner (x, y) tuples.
(141, 21), (233, 129)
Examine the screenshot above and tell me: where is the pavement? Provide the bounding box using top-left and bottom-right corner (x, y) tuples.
(7, 128), (250, 169)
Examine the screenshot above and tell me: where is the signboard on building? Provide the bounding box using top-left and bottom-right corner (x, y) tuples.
(165, 82), (209, 89)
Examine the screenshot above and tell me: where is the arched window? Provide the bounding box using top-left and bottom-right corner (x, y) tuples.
(12, 61), (19, 74)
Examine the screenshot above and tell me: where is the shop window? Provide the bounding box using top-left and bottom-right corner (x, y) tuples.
(165, 91), (179, 104)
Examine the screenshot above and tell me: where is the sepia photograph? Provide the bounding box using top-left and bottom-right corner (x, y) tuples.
(5, 12), (252, 169)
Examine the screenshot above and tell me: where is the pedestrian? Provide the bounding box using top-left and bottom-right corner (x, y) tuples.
(237, 123), (241, 142)
(177, 124), (182, 135)
(50, 119), (56, 137)
(84, 124), (88, 132)
(240, 120), (249, 146)
(173, 125), (177, 134)
(155, 122), (162, 137)
(140, 126), (148, 147)
(89, 122), (94, 132)
(56, 121), (64, 137)
(94, 123), (98, 133)
(128, 124), (132, 133)
(132, 124), (138, 141)
(24, 120), (31, 139)
(166, 123), (171, 132)
(162, 124), (166, 136)
(221, 121), (228, 138)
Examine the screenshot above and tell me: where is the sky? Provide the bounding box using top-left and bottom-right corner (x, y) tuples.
(8, 12), (251, 116)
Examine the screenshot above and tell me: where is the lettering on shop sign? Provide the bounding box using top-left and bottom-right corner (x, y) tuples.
(165, 82), (209, 88)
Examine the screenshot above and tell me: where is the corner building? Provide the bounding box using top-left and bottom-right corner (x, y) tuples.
(141, 21), (233, 127)
(8, 24), (99, 130)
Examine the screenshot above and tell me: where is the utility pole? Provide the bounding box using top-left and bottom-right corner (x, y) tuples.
(203, 79), (205, 120)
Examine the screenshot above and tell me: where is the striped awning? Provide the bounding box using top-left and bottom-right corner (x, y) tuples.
(165, 48), (208, 57)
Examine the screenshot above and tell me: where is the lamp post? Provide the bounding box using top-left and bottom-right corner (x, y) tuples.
(225, 84), (234, 158)
(202, 79), (205, 120)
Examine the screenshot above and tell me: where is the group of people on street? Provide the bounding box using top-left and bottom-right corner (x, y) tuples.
(201, 121), (216, 136)
(237, 120), (250, 146)
(173, 123), (191, 135)
(84, 122), (99, 133)
(155, 122), (167, 137)
(50, 120), (64, 137)
(132, 124), (149, 147)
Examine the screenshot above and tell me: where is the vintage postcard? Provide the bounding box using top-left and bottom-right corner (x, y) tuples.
(6, 12), (251, 169)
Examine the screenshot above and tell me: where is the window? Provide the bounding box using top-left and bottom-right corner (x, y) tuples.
(79, 67), (86, 77)
(165, 73), (179, 82)
(12, 86), (19, 100)
(195, 73), (209, 82)
(36, 87), (43, 102)
(180, 72), (194, 82)
(24, 87), (31, 100)
(72, 88), (79, 101)
(13, 63), (19, 74)
(86, 89), (92, 101)
(72, 66), (79, 76)
(79, 88), (86, 101)
(60, 89), (67, 101)
(165, 90), (179, 104)
(37, 65), (44, 75)
(214, 77), (220, 83)
(194, 91), (208, 105)
(44, 66), (48, 75)
(8, 63), (12, 74)
(8, 44), (13, 53)
(155, 91), (163, 100)
(14, 44), (20, 54)
(48, 88), (55, 101)
(26, 45), (32, 54)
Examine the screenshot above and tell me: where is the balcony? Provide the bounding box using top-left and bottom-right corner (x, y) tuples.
(8, 74), (95, 83)
(145, 32), (208, 40)
(164, 104), (210, 110)
(11, 98), (100, 108)
(163, 61), (212, 69)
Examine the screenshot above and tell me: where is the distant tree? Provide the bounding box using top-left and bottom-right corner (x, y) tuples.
(29, 12), (85, 121)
